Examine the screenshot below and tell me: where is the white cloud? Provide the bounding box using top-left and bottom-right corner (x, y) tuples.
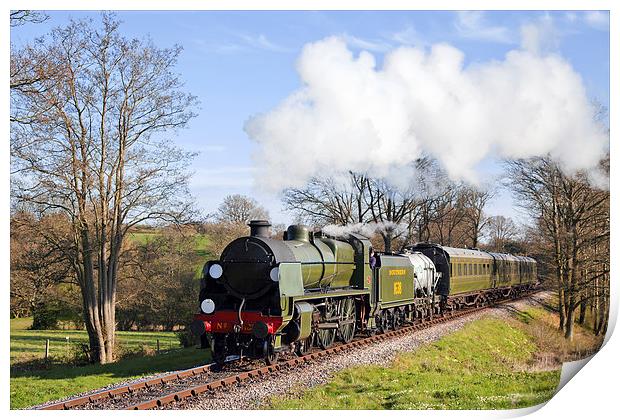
(584, 11), (610, 30)
(245, 34), (608, 192)
(341, 33), (392, 52)
(193, 33), (291, 54)
(454, 11), (513, 43)
(238, 33), (293, 53)
(389, 25), (425, 46)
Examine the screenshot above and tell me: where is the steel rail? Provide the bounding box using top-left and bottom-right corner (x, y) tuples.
(37, 355), (239, 410)
(36, 290), (538, 410)
(125, 291), (537, 410)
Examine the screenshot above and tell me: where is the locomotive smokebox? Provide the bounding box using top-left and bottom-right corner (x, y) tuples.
(248, 220), (271, 238)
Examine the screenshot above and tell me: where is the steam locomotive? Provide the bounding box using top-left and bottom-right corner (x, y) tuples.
(190, 220), (537, 365)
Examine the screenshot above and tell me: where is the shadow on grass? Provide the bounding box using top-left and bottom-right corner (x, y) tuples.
(10, 347), (211, 381)
(495, 304), (536, 324)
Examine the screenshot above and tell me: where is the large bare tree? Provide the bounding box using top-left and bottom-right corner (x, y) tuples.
(283, 172), (372, 226)
(216, 194), (269, 224)
(461, 186), (494, 248)
(10, 14), (198, 363)
(506, 157), (609, 340)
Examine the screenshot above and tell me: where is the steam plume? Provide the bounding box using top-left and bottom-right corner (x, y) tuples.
(245, 31), (608, 191)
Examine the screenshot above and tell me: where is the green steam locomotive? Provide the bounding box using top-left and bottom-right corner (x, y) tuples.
(190, 220), (536, 365)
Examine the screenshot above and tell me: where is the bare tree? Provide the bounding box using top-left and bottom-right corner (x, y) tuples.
(425, 182), (468, 247)
(10, 14), (197, 363)
(506, 157), (609, 340)
(365, 178), (418, 252)
(216, 194), (269, 224)
(283, 172), (371, 226)
(486, 215), (518, 252)
(10, 212), (74, 321)
(461, 186), (494, 248)
(10, 10), (48, 27)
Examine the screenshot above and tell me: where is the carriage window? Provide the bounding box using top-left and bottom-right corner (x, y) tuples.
(474, 264), (478, 275)
(468, 264), (472, 275)
(458, 264), (462, 276)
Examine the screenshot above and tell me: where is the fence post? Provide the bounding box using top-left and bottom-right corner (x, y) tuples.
(44, 339), (50, 361)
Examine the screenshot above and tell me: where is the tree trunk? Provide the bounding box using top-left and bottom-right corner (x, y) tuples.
(382, 233), (393, 253)
(564, 308), (574, 340)
(565, 280), (576, 341)
(578, 291), (587, 325)
(558, 288), (565, 331)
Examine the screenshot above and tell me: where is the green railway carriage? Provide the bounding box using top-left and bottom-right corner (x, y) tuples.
(406, 243), (537, 309)
(444, 247), (494, 295)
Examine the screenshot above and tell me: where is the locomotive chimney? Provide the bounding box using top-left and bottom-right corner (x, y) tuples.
(248, 220), (271, 238)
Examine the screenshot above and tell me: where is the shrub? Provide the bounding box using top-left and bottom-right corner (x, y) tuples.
(176, 330), (197, 348)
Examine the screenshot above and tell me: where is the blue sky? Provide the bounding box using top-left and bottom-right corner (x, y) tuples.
(10, 10), (610, 226)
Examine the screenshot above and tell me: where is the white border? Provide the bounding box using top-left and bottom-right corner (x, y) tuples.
(3, 1), (616, 419)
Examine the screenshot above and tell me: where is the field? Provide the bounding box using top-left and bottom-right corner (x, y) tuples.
(128, 230), (212, 278)
(268, 300), (602, 410)
(128, 231), (211, 258)
(11, 318), (180, 365)
(10, 318), (211, 409)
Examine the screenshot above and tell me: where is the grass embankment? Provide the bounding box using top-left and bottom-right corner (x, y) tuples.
(269, 301), (602, 410)
(128, 230), (212, 278)
(128, 231), (211, 258)
(10, 318), (211, 409)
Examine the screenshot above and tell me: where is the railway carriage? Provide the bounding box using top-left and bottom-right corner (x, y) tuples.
(406, 243), (537, 309)
(191, 221), (537, 365)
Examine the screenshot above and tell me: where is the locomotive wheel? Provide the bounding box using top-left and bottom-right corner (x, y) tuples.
(265, 349), (277, 365)
(212, 335), (227, 366)
(296, 334), (313, 356)
(338, 297), (356, 343)
(317, 302), (337, 349)
(377, 310), (390, 334)
(264, 338), (277, 365)
(393, 308), (404, 330)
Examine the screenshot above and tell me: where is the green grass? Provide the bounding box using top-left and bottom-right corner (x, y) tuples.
(128, 232), (213, 277)
(10, 347), (211, 409)
(10, 318), (180, 365)
(10, 317), (212, 409)
(268, 317), (561, 410)
(127, 232), (211, 257)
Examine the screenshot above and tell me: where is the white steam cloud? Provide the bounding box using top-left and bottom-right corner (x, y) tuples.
(321, 222), (407, 240)
(245, 31), (608, 191)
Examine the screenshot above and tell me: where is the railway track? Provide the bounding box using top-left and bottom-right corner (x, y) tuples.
(37, 291), (536, 410)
